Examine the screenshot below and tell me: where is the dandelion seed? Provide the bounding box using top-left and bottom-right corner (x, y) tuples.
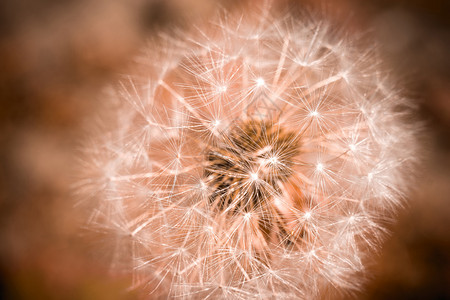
(310, 110), (320, 117)
(250, 172), (259, 181)
(348, 215), (356, 224)
(304, 211), (312, 220)
(217, 85), (227, 93)
(212, 119), (221, 129)
(256, 77), (266, 87)
(78, 4), (420, 299)
(316, 163), (324, 172)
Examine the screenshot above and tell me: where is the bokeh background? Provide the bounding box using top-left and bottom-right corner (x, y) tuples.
(1, 0), (449, 299)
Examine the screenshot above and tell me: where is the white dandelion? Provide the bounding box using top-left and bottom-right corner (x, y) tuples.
(78, 3), (420, 299)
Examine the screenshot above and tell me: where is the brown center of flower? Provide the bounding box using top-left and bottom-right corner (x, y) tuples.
(204, 118), (300, 214)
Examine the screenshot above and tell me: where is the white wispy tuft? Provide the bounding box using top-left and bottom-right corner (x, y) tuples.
(77, 4), (420, 299)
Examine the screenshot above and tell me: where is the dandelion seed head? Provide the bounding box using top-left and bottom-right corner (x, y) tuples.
(78, 4), (420, 299)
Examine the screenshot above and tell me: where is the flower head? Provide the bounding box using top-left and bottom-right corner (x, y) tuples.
(79, 4), (419, 299)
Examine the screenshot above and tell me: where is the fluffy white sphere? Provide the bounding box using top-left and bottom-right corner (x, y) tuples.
(78, 5), (420, 299)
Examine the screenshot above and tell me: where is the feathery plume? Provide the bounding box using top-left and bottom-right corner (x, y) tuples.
(78, 4), (419, 299)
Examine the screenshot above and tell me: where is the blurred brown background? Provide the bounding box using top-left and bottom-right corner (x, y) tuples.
(0, 0), (449, 299)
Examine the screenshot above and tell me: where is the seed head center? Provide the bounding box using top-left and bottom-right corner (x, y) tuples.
(204, 119), (300, 212)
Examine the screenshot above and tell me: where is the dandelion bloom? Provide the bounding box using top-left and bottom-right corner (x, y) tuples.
(79, 4), (419, 299)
